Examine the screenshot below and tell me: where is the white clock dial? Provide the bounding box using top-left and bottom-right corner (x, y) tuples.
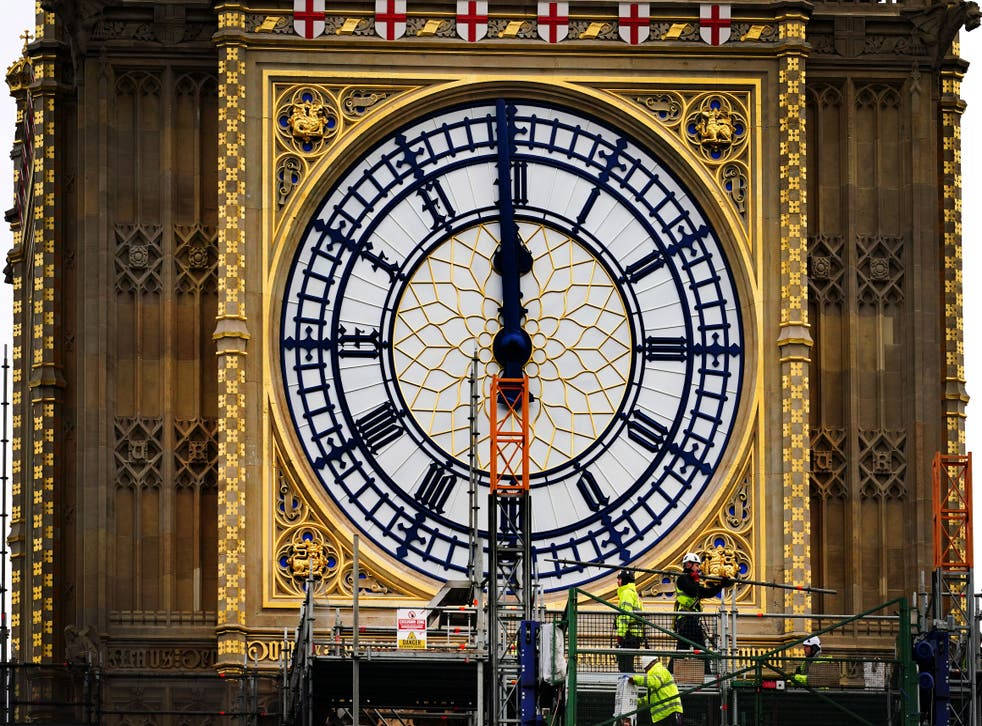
(280, 99), (744, 590)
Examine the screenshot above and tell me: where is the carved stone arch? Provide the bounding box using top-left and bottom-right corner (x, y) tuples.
(114, 69), (161, 98)
(855, 83), (902, 110)
(806, 82), (843, 110)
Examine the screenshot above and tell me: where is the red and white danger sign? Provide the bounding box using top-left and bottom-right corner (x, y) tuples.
(396, 609), (428, 649)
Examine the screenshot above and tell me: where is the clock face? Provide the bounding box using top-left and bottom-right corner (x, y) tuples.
(280, 99), (745, 591)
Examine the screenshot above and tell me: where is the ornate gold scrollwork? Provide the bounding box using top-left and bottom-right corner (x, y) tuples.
(286, 538), (330, 580)
(287, 99), (331, 143)
(271, 83), (415, 214)
(701, 544), (740, 579)
(684, 94), (747, 163)
(619, 88), (752, 228)
(277, 87), (338, 153)
(694, 107), (735, 153)
(271, 446), (410, 600)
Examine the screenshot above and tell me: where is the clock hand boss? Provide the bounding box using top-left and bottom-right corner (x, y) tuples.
(491, 99), (533, 396)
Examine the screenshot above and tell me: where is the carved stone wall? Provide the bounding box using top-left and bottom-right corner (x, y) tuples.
(108, 66), (219, 625)
(805, 74), (936, 613)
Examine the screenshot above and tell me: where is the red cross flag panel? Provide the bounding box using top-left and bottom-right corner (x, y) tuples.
(537, 2), (569, 43)
(699, 3), (731, 46)
(618, 3), (650, 45)
(375, 0), (407, 40)
(457, 0), (489, 42)
(293, 0), (326, 39)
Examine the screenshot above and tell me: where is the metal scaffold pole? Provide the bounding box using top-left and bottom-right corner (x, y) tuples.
(468, 352), (486, 726)
(488, 376), (531, 725)
(1, 346), (8, 722)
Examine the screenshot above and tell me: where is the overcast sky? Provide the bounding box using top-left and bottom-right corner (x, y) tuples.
(0, 5), (978, 589)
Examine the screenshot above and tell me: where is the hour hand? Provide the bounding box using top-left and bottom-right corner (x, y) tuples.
(491, 99), (533, 381)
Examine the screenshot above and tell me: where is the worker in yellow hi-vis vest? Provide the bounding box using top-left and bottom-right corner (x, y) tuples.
(620, 655), (683, 726)
(615, 569), (645, 673)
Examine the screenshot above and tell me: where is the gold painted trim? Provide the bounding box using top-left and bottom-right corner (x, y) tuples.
(260, 70), (765, 610)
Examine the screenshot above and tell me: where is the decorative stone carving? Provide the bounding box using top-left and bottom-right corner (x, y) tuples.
(276, 155), (303, 207)
(632, 92), (684, 126)
(694, 107), (735, 154)
(702, 545), (740, 579)
(909, 0), (981, 64)
(114, 224), (162, 295)
(287, 98), (332, 143)
(277, 87), (339, 156)
(695, 531), (753, 600)
(721, 474), (751, 532)
(271, 450), (411, 599)
(174, 224), (217, 294)
(5, 43), (32, 93)
(857, 234), (904, 306)
(487, 18), (537, 39)
(272, 83), (413, 211)
(810, 427), (847, 499)
(858, 429), (907, 500)
(570, 20), (617, 40)
(406, 16), (455, 37)
(286, 537), (331, 580)
(174, 418), (217, 489)
(64, 625), (101, 665)
(720, 162), (748, 215)
(684, 94), (747, 163)
(808, 235), (845, 306)
(113, 417), (163, 489)
(624, 89), (752, 226)
(340, 88), (394, 119)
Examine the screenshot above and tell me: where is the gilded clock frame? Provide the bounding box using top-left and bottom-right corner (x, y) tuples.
(259, 72), (765, 611)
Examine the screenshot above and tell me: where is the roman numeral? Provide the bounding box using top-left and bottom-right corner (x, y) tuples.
(575, 138), (628, 230)
(575, 469), (609, 512)
(627, 410), (667, 453)
(337, 325), (381, 359)
(642, 335), (689, 362)
(414, 462), (457, 514)
(623, 225), (712, 283)
(512, 160), (528, 205)
(355, 402), (403, 454)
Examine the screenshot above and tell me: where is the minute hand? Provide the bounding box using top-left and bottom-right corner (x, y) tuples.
(491, 99), (532, 380)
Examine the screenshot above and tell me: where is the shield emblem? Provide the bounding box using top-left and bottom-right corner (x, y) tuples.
(699, 4), (731, 46)
(537, 2), (569, 44)
(618, 3), (650, 45)
(293, 0), (325, 39)
(375, 0), (407, 41)
(457, 1), (489, 42)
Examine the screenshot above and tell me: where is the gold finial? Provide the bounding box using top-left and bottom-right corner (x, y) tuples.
(19, 31), (32, 52)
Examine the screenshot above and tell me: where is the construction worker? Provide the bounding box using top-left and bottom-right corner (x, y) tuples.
(615, 569), (645, 673)
(674, 552), (731, 663)
(621, 655), (683, 726)
(792, 636), (826, 685)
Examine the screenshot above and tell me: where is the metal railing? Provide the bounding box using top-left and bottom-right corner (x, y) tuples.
(563, 591), (917, 726)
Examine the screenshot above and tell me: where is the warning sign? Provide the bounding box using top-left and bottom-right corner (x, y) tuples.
(396, 609), (427, 649)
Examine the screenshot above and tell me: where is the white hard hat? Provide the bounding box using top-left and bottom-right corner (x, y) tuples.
(641, 655), (659, 671)
(682, 552), (701, 564)
(802, 636), (821, 648)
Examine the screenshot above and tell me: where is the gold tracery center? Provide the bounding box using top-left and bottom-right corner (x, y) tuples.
(391, 222), (633, 473)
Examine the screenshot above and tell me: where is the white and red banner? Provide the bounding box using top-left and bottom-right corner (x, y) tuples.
(457, 1), (488, 42)
(537, 2), (569, 44)
(293, 0), (325, 39)
(699, 3), (731, 46)
(618, 3), (650, 45)
(375, 0), (407, 40)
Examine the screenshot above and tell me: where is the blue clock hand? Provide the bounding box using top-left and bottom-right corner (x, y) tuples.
(491, 99), (533, 383)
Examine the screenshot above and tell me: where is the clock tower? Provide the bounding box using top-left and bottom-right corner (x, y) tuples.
(5, 0), (976, 712)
